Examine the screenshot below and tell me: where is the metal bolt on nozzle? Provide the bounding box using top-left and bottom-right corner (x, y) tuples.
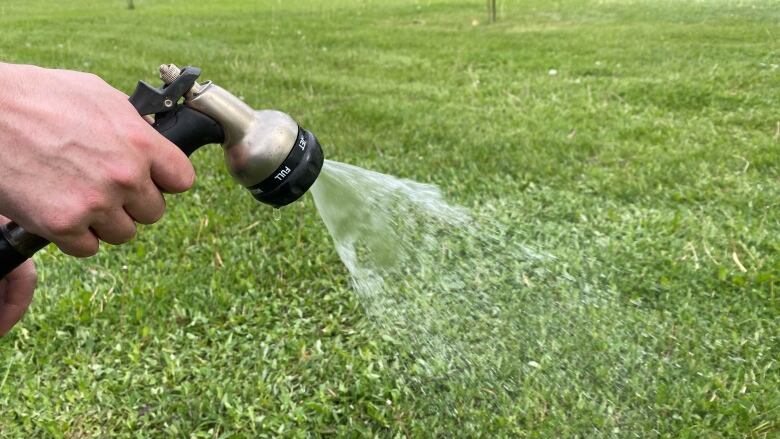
(159, 63), (181, 84)
(159, 63), (203, 94)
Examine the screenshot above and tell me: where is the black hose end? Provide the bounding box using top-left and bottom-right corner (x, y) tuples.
(248, 127), (324, 208)
(0, 232), (29, 279)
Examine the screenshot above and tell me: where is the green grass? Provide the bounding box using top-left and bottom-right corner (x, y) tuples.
(1, 0), (779, 436)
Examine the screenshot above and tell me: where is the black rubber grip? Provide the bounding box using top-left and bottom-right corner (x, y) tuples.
(0, 232), (28, 279)
(152, 106), (224, 157)
(0, 222), (50, 279)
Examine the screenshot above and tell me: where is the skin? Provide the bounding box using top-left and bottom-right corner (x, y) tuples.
(0, 63), (195, 336)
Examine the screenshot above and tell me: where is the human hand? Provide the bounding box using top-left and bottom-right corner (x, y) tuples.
(0, 63), (195, 257)
(0, 217), (36, 337)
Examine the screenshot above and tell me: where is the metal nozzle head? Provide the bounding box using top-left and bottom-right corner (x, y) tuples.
(156, 65), (325, 208)
(245, 123), (324, 208)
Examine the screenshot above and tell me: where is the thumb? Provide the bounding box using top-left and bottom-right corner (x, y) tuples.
(0, 259), (37, 337)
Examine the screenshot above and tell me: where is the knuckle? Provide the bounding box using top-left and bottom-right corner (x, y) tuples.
(125, 124), (154, 151)
(44, 212), (83, 236)
(83, 190), (111, 213)
(110, 165), (144, 191)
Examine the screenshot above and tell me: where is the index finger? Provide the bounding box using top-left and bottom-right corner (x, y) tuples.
(135, 118), (196, 194)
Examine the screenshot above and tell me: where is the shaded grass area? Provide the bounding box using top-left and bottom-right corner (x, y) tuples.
(0, 0), (778, 436)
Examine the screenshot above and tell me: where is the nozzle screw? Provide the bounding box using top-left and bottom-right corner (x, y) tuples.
(159, 63), (181, 85)
(159, 63), (203, 94)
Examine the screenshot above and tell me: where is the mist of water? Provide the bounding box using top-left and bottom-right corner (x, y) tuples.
(310, 159), (655, 429)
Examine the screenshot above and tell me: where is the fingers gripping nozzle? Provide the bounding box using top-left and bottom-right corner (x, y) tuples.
(0, 64), (325, 281)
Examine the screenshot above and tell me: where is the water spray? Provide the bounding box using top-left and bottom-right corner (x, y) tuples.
(0, 64), (324, 278)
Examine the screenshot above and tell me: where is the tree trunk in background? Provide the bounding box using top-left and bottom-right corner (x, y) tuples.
(486, 0), (497, 23)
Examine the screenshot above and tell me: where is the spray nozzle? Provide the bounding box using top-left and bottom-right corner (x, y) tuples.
(130, 63), (324, 208)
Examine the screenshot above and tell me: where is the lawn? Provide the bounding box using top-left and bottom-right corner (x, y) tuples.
(0, 0), (778, 437)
